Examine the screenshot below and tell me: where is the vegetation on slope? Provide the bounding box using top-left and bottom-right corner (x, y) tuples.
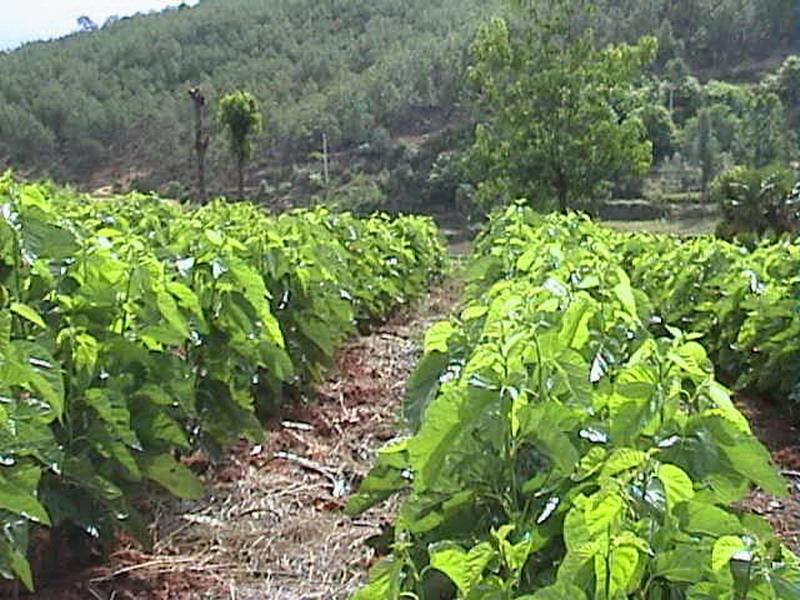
(0, 0), (796, 210)
(0, 0), (499, 188)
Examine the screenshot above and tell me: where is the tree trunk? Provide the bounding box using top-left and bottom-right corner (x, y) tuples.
(237, 154), (245, 200)
(558, 190), (568, 214)
(556, 171), (569, 213)
(189, 88), (209, 204)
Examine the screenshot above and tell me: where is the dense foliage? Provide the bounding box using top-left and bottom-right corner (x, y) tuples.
(218, 90), (263, 198)
(0, 173), (445, 590)
(349, 207), (800, 598)
(0, 0), (796, 207)
(623, 231), (800, 403)
(0, 0), (501, 186)
(456, 2), (798, 219)
(592, 0), (795, 74)
(709, 165), (799, 239)
(466, 1), (655, 211)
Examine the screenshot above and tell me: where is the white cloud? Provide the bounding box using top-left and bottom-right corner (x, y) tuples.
(0, 1), (200, 50)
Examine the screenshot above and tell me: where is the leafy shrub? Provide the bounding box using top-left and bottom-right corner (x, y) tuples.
(350, 207), (799, 598)
(0, 174), (446, 590)
(637, 104), (677, 162)
(710, 165), (798, 239)
(325, 172), (387, 215)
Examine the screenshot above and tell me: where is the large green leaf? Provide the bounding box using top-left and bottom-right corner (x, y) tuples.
(9, 303), (46, 329)
(657, 463), (695, 511)
(351, 557), (405, 600)
(428, 541), (494, 596)
(0, 465), (49, 525)
(19, 211), (79, 260)
(138, 454), (203, 499)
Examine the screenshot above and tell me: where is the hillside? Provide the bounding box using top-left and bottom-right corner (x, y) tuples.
(0, 0), (796, 205)
(0, 0), (500, 195)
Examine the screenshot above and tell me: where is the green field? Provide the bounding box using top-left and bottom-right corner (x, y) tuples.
(350, 207), (800, 598)
(0, 176), (446, 591)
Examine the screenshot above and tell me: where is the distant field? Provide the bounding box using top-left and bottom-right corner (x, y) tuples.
(603, 216), (720, 236)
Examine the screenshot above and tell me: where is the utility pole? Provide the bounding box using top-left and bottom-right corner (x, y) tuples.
(189, 87), (210, 203)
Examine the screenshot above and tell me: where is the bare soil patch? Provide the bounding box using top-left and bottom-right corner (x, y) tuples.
(737, 396), (800, 552)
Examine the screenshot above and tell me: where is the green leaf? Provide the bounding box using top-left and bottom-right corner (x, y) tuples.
(0, 310), (10, 354)
(84, 388), (138, 447)
(719, 438), (786, 497)
(13, 342), (64, 420)
(424, 321), (456, 354)
(73, 332), (99, 377)
(352, 557), (404, 600)
(0, 465), (50, 525)
(166, 281), (208, 332)
(653, 549), (707, 583)
(0, 540), (34, 592)
(461, 305), (488, 321)
(675, 501), (743, 536)
(657, 463), (695, 511)
(612, 269), (637, 317)
(772, 568), (800, 599)
(132, 405), (190, 450)
(607, 544), (640, 598)
(518, 403), (579, 474)
(600, 448), (648, 480)
(559, 296), (594, 349)
(9, 303), (46, 329)
(701, 414), (786, 496)
(428, 541), (494, 596)
(711, 536), (747, 572)
(516, 248), (538, 272)
(138, 454), (203, 499)
(19, 212), (79, 260)
(296, 317), (336, 359)
(404, 351), (449, 431)
(408, 386), (495, 491)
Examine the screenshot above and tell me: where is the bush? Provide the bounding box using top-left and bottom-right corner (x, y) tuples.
(637, 103), (676, 161)
(326, 172), (387, 215)
(711, 164), (798, 239)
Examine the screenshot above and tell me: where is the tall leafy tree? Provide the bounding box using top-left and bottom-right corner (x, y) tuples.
(466, 0), (655, 212)
(637, 103), (676, 162)
(771, 55), (800, 130)
(694, 107), (720, 193)
(218, 91), (263, 199)
(745, 91), (793, 168)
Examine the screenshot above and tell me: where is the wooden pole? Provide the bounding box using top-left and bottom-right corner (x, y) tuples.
(322, 132), (330, 195)
(322, 132), (329, 186)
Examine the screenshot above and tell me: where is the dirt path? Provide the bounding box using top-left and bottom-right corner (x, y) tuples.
(737, 396), (800, 552)
(26, 279), (460, 600)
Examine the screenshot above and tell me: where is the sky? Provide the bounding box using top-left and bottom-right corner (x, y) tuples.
(0, 1), (200, 50)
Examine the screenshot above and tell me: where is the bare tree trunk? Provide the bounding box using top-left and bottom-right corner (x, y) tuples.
(322, 132), (329, 198)
(237, 154), (245, 200)
(189, 87), (210, 204)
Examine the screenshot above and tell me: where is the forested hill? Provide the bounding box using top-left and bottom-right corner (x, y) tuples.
(0, 0), (796, 199)
(0, 0), (500, 190)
